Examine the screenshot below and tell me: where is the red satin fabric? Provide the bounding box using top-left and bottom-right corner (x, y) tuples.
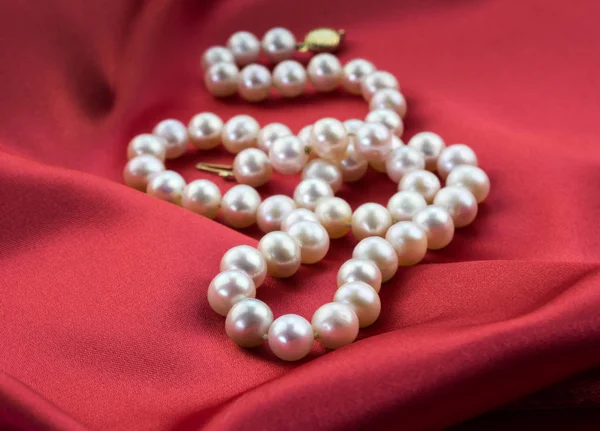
(1, 0), (600, 430)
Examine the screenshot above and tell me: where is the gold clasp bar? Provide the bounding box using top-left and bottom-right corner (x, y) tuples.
(196, 162), (235, 180)
(297, 28), (345, 53)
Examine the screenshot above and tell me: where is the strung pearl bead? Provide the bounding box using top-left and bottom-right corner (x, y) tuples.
(181, 179), (222, 219)
(341, 59), (376, 95)
(369, 135), (404, 173)
(220, 184), (262, 228)
(201, 46), (235, 70)
(225, 298), (273, 347)
(261, 27), (296, 63)
(238, 64), (272, 102)
(221, 115), (260, 154)
(312, 302), (359, 349)
(258, 231), (302, 278)
(205, 62), (239, 97)
(385, 221), (428, 266)
(267, 314), (314, 361)
(146, 170), (186, 204)
(272, 60), (307, 97)
(352, 237), (398, 282)
(436, 144), (478, 180)
(207, 270), (256, 316)
(314, 197), (352, 239)
(355, 122), (393, 163)
(334, 281), (381, 328)
(370, 89), (407, 118)
(343, 119), (365, 135)
(188, 112), (223, 150)
(123, 155), (165, 191)
(256, 123), (292, 153)
(287, 220), (330, 264)
(256, 195), (296, 233)
(298, 125), (313, 148)
(310, 118), (349, 162)
(302, 159), (342, 193)
(351, 203), (393, 241)
(220, 245), (267, 288)
(127, 134), (167, 161)
(281, 208), (320, 232)
(387, 190), (428, 222)
(307, 53), (342, 92)
(227, 31), (260, 66)
(269, 135), (307, 174)
(361, 71), (399, 101)
(386, 146), (425, 183)
(366, 109), (404, 137)
(433, 186), (478, 228)
(233, 148), (272, 187)
(339, 140), (368, 182)
(412, 205), (455, 250)
(153, 119), (188, 159)
(446, 165), (490, 203)
(337, 258), (382, 293)
(293, 178), (334, 211)
(398, 169), (441, 203)
(407, 132), (446, 171)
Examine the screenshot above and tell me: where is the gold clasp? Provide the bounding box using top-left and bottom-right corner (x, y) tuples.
(196, 162), (235, 180)
(297, 28), (345, 53)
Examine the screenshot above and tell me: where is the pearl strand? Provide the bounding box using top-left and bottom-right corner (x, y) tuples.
(122, 27), (491, 361)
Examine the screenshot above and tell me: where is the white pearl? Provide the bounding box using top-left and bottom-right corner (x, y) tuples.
(341, 59), (376, 95)
(256, 195), (297, 233)
(310, 118), (349, 162)
(370, 89), (407, 118)
(366, 109), (404, 137)
(201, 46), (235, 70)
(343, 119), (364, 135)
(238, 64), (272, 102)
(298, 125), (312, 148)
(269, 135), (307, 174)
(233, 148), (272, 187)
(369, 135), (404, 173)
(272, 60), (306, 97)
(302, 159), (342, 193)
(188, 112), (223, 150)
(386, 146), (425, 183)
(257, 123), (292, 153)
(407, 132), (446, 171)
(307, 53), (342, 92)
(207, 270), (256, 316)
(287, 221), (330, 264)
(387, 191), (428, 222)
(361, 71), (399, 101)
(281, 208), (320, 232)
(339, 139), (368, 182)
(221, 115), (260, 154)
(123, 155), (165, 191)
(181, 179), (222, 219)
(227, 31), (260, 66)
(446, 165), (490, 203)
(293, 178), (334, 211)
(220, 245), (267, 288)
(258, 231), (302, 278)
(436, 144), (478, 180)
(314, 197), (352, 239)
(127, 134), (167, 161)
(337, 258), (382, 293)
(312, 302), (359, 349)
(351, 203), (393, 241)
(261, 27), (296, 63)
(153, 119), (188, 159)
(220, 184), (261, 228)
(355, 122), (392, 163)
(352, 237), (398, 282)
(398, 169), (441, 203)
(146, 170), (186, 204)
(412, 206), (455, 250)
(334, 281), (381, 328)
(205, 62), (239, 97)
(433, 186), (478, 228)
(225, 298), (273, 347)
(385, 221), (428, 266)
(267, 314), (314, 361)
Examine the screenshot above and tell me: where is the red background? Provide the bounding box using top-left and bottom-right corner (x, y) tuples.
(1, 0), (600, 429)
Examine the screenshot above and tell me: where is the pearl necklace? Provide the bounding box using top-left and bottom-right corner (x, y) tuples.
(122, 27), (491, 361)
